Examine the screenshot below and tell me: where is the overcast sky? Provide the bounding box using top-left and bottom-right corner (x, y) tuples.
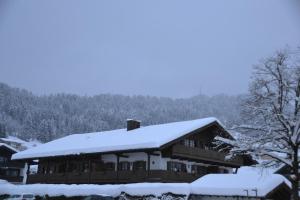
(0, 0), (299, 98)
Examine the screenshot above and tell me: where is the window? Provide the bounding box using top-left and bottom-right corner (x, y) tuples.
(0, 156), (7, 163)
(68, 162), (79, 173)
(182, 139), (195, 148)
(92, 161), (115, 172)
(49, 164), (56, 174)
(118, 161), (130, 171)
(92, 160), (105, 172)
(81, 162), (89, 173)
(5, 169), (19, 177)
(191, 165), (207, 175)
(57, 163), (66, 173)
(167, 161), (187, 172)
(133, 161), (146, 171)
(104, 162), (115, 171)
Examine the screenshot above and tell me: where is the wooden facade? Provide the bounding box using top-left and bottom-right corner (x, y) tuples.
(23, 122), (253, 184)
(0, 144), (24, 182)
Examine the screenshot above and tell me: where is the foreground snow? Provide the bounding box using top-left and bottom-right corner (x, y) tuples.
(0, 172), (290, 198)
(0, 182), (190, 197)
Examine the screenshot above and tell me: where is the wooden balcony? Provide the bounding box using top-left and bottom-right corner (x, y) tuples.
(27, 170), (204, 184)
(171, 144), (244, 167)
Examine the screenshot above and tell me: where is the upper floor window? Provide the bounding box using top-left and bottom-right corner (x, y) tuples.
(0, 156), (7, 164)
(167, 161), (187, 172)
(182, 139), (195, 148)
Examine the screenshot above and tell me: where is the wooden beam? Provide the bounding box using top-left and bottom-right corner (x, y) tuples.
(88, 158), (91, 184)
(116, 154), (120, 183)
(147, 152), (150, 178)
(147, 152), (160, 156)
(116, 153), (129, 158)
(64, 158), (69, 184)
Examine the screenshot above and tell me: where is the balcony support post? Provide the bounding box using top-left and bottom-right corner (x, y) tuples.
(147, 152), (150, 178)
(45, 159), (49, 184)
(88, 157), (92, 184)
(116, 154), (120, 183)
(64, 158), (69, 184)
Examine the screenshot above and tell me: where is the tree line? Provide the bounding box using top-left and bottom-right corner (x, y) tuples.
(0, 82), (244, 142)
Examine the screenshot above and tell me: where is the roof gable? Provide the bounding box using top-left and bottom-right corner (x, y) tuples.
(12, 117), (228, 160)
(0, 143), (19, 153)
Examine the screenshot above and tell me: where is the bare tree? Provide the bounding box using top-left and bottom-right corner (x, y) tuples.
(231, 48), (300, 200)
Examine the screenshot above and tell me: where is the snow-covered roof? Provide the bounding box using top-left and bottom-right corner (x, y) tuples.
(191, 173), (290, 197)
(12, 117), (220, 160)
(0, 136), (41, 149)
(0, 143), (19, 153)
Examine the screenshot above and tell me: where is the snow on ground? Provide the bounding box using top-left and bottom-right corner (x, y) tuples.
(0, 182), (190, 197)
(12, 118), (220, 160)
(0, 170), (290, 198)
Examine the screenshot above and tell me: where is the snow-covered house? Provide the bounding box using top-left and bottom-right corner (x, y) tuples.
(0, 143), (24, 183)
(12, 118), (254, 184)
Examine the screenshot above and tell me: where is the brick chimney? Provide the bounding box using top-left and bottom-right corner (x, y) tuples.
(127, 119), (141, 131)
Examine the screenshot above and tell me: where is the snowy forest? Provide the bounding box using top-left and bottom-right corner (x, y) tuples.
(0, 82), (245, 142)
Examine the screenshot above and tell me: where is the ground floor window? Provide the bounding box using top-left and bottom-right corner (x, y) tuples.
(133, 161), (146, 171)
(191, 165), (207, 175)
(5, 169), (19, 177)
(167, 161), (187, 172)
(57, 163), (66, 173)
(104, 162), (115, 171)
(118, 161), (130, 171)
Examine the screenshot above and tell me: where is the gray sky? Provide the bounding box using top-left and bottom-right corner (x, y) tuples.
(0, 0), (300, 98)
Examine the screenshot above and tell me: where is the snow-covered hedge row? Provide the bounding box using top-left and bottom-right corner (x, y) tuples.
(0, 182), (189, 199)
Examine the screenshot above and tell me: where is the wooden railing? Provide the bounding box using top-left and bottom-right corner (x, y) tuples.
(27, 170), (204, 184)
(171, 144), (244, 167)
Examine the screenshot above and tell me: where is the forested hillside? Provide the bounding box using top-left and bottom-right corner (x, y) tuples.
(0, 82), (245, 142)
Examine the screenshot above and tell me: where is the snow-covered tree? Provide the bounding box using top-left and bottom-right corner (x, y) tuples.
(232, 48), (300, 200)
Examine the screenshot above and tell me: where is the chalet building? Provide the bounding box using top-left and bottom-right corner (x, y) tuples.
(0, 143), (24, 182)
(12, 117), (254, 184)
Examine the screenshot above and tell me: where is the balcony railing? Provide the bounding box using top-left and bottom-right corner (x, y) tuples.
(171, 144), (244, 167)
(27, 170), (204, 184)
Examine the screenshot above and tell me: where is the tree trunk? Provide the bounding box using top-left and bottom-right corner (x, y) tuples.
(292, 147), (299, 200)
(292, 179), (299, 200)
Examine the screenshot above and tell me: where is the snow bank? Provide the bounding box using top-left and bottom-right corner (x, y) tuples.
(0, 173), (290, 198)
(190, 173), (290, 197)
(0, 182), (190, 197)
(12, 118), (219, 160)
